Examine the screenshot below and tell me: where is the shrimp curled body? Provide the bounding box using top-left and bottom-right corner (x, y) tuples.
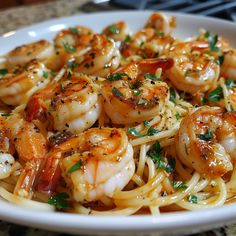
(176, 106), (235, 177)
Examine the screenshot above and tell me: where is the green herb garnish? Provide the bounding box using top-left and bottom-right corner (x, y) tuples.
(165, 158), (176, 173)
(175, 112), (181, 120)
(62, 42), (76, 53)
(68, 160), (83, 173)
(48, 192), (69, 209)
(172, 181), (188, 190)
(0, 68), (8, 76)
(137, 98), (148, 105)
(198, 129), (213, 141)
(200, 97), (207, 105)
(69, 27), (79, 34)
(127, 127), (145, 137)
(170, 87), (176, 103)
(109, 25), (119, 34)
(60, 82), (65, 92)
(107, 73), (128, 81)
(225, 79), (236, 88)
(112, 87), (123, 97)
(146, 127), (159, 136)
(144, 73), (161, 81)
(43, 71), (49, 78)
(155, 30), (164, 37)
(207, 86), (223, 102)
(133, 89), (142, 96)
(187, 195), (198, 204)
(147, 142), (166, 170)
(143, 120), (149, 127)
(0, 113), (12, 117)
(204, 31), (219, 52)
(124, 35), (131, 43)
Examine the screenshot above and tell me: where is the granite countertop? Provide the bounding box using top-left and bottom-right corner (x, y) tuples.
(0, 1), (236, 235)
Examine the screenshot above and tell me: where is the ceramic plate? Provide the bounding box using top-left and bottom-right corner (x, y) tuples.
(0, 11), (236, 236)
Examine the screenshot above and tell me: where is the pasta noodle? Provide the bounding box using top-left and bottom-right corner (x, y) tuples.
(0, 11), (235, 216)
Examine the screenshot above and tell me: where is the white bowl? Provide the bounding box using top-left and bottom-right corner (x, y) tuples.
(0, 11), (236, 235)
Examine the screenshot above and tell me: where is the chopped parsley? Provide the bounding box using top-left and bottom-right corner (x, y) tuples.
(218, 55), (224, 65)
(109, 25), (119, 34)
(0, 68), (8, 76)
(124, 35), (131, 43)
(143, 120), (149, 127)
(155, 30), (164, 37)
(107, 73), (128, 81)
(172, 181), (188, 190)
(175, 112), (181, 120)
(165, 158), (176, 173)
(137, 98), (148, 105)
(204, 31), (219, 52)
(112, 87), (123, 97)
(133, 89), (142, 96)
(0, 113), (12, 117)
(169, 87), (176, 103)
(187, 195), (198, 204)
(48, 192), (69, 209)
(146, 127), (159, 136)
(43, 71), (49, 78)
(69, 27), (79, 34)
(207, 86), (223, 102)
(60, 82), (65, 92)
(127, 127), (159, 137)
(62, 42), (76, 53)
(147, 142), (166, 170)
(225, 79), (236, 88)
(68, 160), (83, 173)
(198, 129), (213, 141)
(200, 97), (207, 105)
(144, 73), (161, 81)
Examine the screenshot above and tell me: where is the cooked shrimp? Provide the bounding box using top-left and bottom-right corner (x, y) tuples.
(25, 72), (101, 134)
(176, 106), (235, 177)
(6, 40), (54, 68)
(3, 113), (48, 198)
(54, 25), (94, 49)
(101, 58), (173, 124)
(0, 116), (15, 179)
(166, 42), (220, 94)
(221, 50), (236, 80)
(73, 34), (121, 77)
(121, 28), (174, 58)
(58, 128), (134, 202)
(0, 60), (50, 106)
(145, 12), (176, 35)
(102, 21), (131, 42)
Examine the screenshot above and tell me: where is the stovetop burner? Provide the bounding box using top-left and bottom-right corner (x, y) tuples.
(81, 0), (236, 21)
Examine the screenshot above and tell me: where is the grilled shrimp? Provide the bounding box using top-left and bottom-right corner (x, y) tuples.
(121, 28), (174, 58)
(166, 42), (220, 94)
(221, 50), (236, 80)
(0, 60), (50, 106)
(25, 72), (101, 133)
(58, 128), (134, 202)
(0, 117), (15, 179)
(101, 58), (173, 124)
(176, 106), (236, 178)
(145, 12), (176, 35)
(102, 21), (131, 42)
(54, 25), (94, 49)
(6, 40), (54, 68)
(3, 113), (48, 198)
(74, 34), (121, 77)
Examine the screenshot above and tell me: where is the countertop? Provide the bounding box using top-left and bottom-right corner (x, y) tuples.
(0, 0), (236, 235)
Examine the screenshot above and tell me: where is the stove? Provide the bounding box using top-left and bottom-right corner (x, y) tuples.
(81, 0), (236, 22)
